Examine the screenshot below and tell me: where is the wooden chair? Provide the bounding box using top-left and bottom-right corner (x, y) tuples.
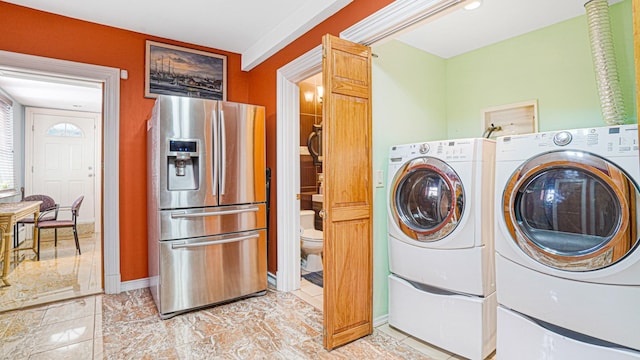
(36, 195), (84, 258)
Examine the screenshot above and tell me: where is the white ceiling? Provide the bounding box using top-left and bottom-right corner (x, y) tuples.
(394, 0), (623, 59)
(0, 70), (103, 113)
(0, 0), (624, 112)
(3, 0), (352, 71)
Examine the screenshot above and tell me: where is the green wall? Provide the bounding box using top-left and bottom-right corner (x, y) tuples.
(369, 0), (635, 319)
(371, 40), (447, 318)
(447, 0), (636, 137)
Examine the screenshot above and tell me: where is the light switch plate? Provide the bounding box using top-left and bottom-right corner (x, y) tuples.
(375, 170), (384, 188)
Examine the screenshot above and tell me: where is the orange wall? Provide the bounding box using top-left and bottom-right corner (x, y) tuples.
(0, 0), (392, 280)
(247, 0), (393, 272)
(0, 2), (248, 281)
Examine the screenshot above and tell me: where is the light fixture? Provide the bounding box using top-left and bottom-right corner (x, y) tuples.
(316, 85), (324, 103)
(464, 0), (482, 10)
(303, 91), (314, 102)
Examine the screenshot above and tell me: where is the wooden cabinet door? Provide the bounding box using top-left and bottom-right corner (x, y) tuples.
(322, 34), (373, 350)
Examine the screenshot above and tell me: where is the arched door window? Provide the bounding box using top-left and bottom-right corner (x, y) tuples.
(46, 122), (84, 137)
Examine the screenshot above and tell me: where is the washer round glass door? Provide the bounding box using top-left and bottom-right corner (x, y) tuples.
(504, 150), (640, 271)
(390, 157), (464, 241)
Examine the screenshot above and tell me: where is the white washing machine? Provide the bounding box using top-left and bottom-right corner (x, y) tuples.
(494, 124), (640, 358)
(387, 138), (496, 360)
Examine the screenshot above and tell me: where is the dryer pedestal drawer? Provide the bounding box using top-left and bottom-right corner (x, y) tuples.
(497, 306), (640, 359)
(388, 274), (496, 360)
(496, 254), (640, 351)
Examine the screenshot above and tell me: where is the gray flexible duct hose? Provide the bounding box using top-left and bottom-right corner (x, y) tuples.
(585, 0), (626, 125)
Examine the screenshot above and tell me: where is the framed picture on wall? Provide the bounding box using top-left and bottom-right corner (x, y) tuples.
(145, 40), (227, 100)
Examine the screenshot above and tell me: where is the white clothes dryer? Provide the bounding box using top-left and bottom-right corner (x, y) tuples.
(388, 138), (496, 295)
(494, 124), (640, 355)
(388, 138), (496, 360)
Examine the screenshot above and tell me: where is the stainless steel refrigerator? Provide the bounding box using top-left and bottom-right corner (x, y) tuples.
(147, 95), (267, 319)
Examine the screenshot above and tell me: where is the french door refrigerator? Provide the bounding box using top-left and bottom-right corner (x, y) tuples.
(147, 95), (267, 318)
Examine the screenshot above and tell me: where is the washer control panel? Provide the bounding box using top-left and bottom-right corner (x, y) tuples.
(553, 131), (572, 146)
(389, 139), (490, 163)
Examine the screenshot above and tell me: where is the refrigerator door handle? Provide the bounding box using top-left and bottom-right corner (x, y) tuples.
(171, 233), (260, 249)
(220, 109), (226, 195)
(212, 109), (219, 196)
(170, 206), (260, 219)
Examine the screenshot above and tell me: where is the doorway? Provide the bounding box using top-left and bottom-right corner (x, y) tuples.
(276, 46), (323, 292)
(296, 72), (324, 310)
(0, 78), (104, 311)
(275, 0), (467, 306)
(0, 50), (121, 297)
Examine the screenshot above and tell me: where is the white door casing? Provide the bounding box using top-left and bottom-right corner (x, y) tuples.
(0, 50), (121, 294)
(25, 107), (101, 228)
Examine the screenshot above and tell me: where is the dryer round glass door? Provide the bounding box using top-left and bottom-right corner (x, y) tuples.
(503, 150), (640, 271)
(390, 157), (464, 241)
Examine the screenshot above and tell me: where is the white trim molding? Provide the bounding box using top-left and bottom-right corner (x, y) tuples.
(374, 314), (389, 328)
(120, 277), (150, 293)
(275, 45), (322, 292)
(340, 0), (464, 45)
(0, 50), (121, 294)
(267, 272), (277, 288)
(243, 0), (352, 71)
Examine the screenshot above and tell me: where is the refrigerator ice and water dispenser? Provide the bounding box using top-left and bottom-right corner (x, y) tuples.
(167, 139), (199, 191)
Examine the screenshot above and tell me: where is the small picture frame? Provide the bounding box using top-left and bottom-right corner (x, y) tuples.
(145, 40), (227, 100)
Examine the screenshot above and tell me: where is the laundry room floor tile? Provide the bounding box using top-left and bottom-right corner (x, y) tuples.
(1, 287), (447, 359)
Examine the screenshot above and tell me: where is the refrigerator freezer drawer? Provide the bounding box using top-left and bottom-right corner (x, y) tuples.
(157, 229), (267, 317)
(159, 204), (266, 240)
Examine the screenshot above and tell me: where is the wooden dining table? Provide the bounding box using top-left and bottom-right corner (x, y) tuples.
(0, 201), (41, 286)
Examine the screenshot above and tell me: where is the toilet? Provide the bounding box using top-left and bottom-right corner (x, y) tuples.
(300, 210), (323, 272)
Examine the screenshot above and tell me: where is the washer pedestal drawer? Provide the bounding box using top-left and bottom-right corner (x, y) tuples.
(388, 274), (496, 360)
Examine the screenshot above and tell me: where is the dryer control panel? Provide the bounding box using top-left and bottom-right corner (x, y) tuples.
(496, 124), (639, 161)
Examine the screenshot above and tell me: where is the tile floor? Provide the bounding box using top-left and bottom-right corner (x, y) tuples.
(0, 288), (429, 359)
(1, 236), (496, 359)
(0, 230), (102, 312)
(0, 282), (498, 359)
(293, 278), (496, 360)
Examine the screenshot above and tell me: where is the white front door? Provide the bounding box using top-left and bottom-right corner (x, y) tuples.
(26, 107), (101, 228)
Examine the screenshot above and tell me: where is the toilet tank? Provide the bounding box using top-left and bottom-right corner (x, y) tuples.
(300, 210), (315, 230)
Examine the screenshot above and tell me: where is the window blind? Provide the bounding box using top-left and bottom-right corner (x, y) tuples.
(0, 93), (15, 196)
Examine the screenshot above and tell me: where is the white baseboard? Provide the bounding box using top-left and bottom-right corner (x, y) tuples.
(119, 277), (150, 292)
(374, 314), (389, 328)
(118, 273), (275, 294)
(268, 272), (277, 287)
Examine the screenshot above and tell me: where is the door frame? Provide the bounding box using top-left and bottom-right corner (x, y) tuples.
(275, 0), (465, 291)
(25, 107), (102, 232)
(0, 50), (121, 294)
